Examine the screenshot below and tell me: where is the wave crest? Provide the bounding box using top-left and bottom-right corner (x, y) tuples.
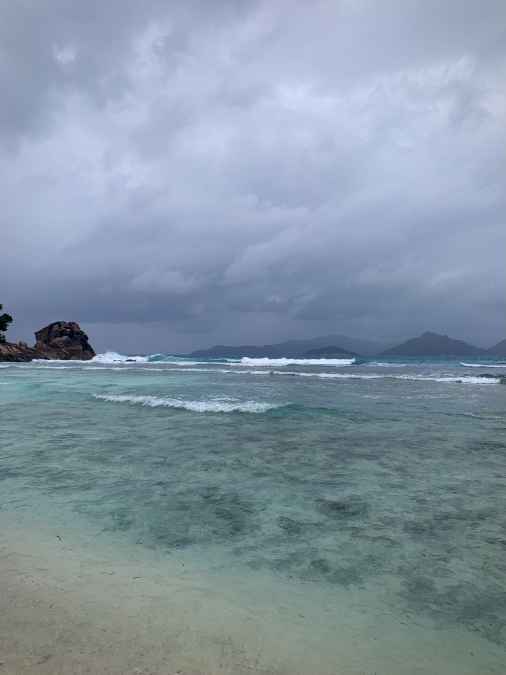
(461, 362), (506, 368)
(93, 394), (285, 413)
(238, 357), (355, 367)
(92, 352), (148, 364)
(270, 371), (500, 384)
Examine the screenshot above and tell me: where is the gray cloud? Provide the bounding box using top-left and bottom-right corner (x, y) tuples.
(1, 0), (505, 352)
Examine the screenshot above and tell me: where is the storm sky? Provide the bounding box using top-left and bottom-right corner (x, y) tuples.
(2, 0), (505, 353)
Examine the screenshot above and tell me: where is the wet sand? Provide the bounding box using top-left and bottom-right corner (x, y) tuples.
(0, 517), (280, 675)
(2, 512), (343, 675)
(1, 512), (504, 675)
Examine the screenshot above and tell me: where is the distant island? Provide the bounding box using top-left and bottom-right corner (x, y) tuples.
(186, 331), (505, 360)
(380, 331), (487, 358)
(488, 339), (506, 357)
(187, 334), (385, 359)
(303, 346), (357, 358)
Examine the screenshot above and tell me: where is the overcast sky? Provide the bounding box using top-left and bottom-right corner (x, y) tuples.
(2, 0), (505, 353)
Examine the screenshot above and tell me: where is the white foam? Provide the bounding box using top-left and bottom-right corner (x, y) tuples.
(94, 394), (284, 413)
(368, 362), (411, 368)
(397, 374), (500, 385)
(238, 357), (356, 367)
(29, 352), (149, 365)
(273, 371), (383, 380)
(269, 371), (500, 384)
(92, 352), (149, 364)
(461, 362), (506, 368)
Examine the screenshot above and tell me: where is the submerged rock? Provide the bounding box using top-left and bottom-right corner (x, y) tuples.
(0, 321), (95, 362)
(316, 496), (369, 518)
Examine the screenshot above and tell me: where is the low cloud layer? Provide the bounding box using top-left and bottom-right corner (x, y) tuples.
(2, 0), (505, 352)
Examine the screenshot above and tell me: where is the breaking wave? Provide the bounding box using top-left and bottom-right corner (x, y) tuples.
(461, 362), (506, 368)
(92, 351), (149, 364)
(269, 371), (500, 384)
(93, 394), (286, 413)
(368, 362), (411, 368)
(238, 357), (356, 367)
(90, 352), (226, 366)
(89, 354), (356, 367)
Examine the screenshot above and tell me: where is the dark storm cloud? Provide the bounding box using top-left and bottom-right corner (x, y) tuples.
(1, 0), (505, 352)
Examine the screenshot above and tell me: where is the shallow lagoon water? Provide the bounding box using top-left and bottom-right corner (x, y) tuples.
(1, 356), (506, 673)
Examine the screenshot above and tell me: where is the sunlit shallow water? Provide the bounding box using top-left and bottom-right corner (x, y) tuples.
(1, 356), (506, 673)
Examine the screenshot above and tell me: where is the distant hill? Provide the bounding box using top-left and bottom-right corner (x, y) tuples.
(303, 345), (357, 358)
(188, 334), (386, 359)
(488, 339), (506, 357)
(381, 331), (486, 357)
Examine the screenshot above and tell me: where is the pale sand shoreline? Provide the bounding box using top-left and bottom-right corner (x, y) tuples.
(2, 512), (341, 675)
(0, 517), (283, 675)
(1, 512), (504, 675)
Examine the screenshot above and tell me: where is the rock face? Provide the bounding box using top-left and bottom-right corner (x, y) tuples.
(0, 341), (40, 362)
(0, 321), (95, 362)
(34, 321), (95, 360)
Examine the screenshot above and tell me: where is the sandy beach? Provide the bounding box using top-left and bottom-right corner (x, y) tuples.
(2, 510), (505, 675)
(1, 529), (202, 675)
(0, 514), (289, 675)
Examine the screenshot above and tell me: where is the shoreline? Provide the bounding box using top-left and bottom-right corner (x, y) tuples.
(1, 512), (505, 675)
(2, 511), (349, 675)
(0, 514), (284, 675)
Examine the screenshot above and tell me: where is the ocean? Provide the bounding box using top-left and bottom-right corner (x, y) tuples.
(1, 353), (506, 674)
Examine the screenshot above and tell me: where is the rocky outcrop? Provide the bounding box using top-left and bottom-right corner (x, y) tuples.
(0, 321), (95, 362)
(0, 341), (40, 362)
(34, 321), (95, 360)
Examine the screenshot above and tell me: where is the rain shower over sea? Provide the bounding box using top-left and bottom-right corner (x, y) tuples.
(1, 352), (506, 674)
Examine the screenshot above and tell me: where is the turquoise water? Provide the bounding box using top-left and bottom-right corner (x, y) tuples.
(1, 355), (506, 672)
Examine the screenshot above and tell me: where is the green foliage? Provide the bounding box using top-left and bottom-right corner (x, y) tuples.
(0, 304), (13, 343)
